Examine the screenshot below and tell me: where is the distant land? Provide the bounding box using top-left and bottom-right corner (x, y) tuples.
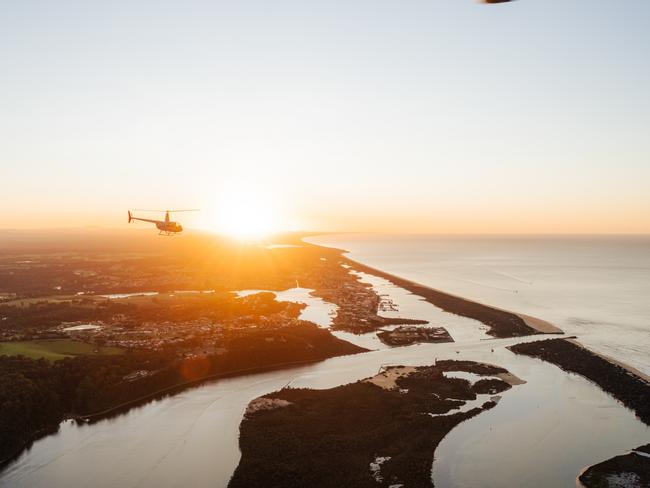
(0, 230), (648, 487)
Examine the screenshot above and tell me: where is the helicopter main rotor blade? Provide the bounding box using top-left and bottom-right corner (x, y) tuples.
(130, 209), (200, 213)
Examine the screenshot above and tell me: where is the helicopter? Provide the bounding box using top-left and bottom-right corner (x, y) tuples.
(128, 209), (198, 236)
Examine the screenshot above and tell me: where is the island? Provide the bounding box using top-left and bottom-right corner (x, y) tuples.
(579, 444), (650, 488)
(229, 360), (523, 488)
(377, 325), (453, 346)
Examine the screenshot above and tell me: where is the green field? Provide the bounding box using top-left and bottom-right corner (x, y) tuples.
(0, 340), (124, 361)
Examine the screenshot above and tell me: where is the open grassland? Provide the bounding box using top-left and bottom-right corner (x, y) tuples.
(0, 340), (124, 361)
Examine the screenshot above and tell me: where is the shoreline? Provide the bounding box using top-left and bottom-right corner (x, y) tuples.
(515, 312), (562, 334)
(306, 239), (650, 407)
(341, 252), (650, 411)
(341, 255), (564, 336)
(565, 338), (650, 384)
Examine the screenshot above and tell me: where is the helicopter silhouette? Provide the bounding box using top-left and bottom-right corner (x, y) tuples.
(128, 209), (198, 236)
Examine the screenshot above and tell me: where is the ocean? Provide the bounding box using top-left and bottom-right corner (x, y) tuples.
(306, 234), (650, 375)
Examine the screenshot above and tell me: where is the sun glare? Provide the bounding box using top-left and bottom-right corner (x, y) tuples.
(205, 187), (282, 240)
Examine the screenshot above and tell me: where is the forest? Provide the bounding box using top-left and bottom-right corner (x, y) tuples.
(0, 320), (365, 465)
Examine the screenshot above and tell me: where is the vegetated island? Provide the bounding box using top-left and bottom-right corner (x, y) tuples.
(578, 444), (650, 488)
(377, 325), (453, 347)
(229, 360), (524, 488)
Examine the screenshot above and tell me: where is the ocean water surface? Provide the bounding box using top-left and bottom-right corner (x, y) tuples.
(307, 234), (650, 375)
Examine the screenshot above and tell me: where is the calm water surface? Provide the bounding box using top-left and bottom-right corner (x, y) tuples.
(1, 244), (648, 487)
(308, 234), (650, 375)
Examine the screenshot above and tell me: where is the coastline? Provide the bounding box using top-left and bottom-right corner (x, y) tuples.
(303, 238), (650, 384)
(305, 239), (650, 420)
(566, 338), (650, 384)
(515, 312), (562, 334)
(341, 251), (650, 421)
(341, 255), (564, 336)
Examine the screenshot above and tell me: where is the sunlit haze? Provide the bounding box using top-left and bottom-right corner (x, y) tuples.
(202, 181), (288, 238)
(2, 1), (649, 234)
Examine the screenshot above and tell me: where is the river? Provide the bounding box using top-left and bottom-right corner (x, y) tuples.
(1, 247), (648, 487)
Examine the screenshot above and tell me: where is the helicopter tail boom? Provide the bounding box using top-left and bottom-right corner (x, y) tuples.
(128, 211), (159, 225)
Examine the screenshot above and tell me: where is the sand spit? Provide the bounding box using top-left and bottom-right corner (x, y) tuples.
(365, 366), (418, 390)
(497, 372), (527, 386)
(566, 339), (650, 384)
(246, 397), (292, 416)
(342, 257), (563, 337)
(516, 312), (563, 334)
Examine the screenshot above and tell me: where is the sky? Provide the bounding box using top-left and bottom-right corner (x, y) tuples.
(1, 0), (649, 234)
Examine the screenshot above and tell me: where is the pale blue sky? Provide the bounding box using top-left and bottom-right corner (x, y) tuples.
(1, 1), (649, 232)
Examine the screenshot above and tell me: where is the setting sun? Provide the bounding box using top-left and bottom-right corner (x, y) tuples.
(203, 186), (284, 239)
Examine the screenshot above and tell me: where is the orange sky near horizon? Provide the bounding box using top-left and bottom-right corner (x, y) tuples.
(2, 1), (649, 236)
(5, 198), (650, 235)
